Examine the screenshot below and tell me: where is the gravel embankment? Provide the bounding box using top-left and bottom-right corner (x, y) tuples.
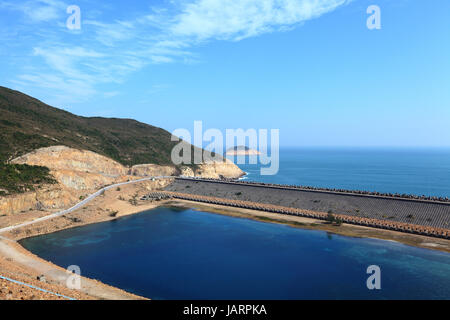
(165, 179), (450, 229)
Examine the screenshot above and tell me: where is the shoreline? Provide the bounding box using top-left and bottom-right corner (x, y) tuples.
(166, 179), (450, 239)
(169, 200), (450, 253)
(1, 181), (450, 300)
(0, 180), (172, 300)
(12, 197), (450, 253)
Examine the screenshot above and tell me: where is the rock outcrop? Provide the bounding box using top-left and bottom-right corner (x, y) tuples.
(130, 164), (179, 177)
(12, 146), (127, 177)
(0, 185), (81, 215)
(11, 146), (129, 191)
(180, 159), (245, 179)
(1, 146), (244, 215)
(194, 159), (245, 179)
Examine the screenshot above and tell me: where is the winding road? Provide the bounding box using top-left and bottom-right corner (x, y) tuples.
(0, 176), (173, 235)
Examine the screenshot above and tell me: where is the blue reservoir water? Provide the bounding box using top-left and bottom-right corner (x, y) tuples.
(234, 148), (450, 198)
(20, 207), (450, 299)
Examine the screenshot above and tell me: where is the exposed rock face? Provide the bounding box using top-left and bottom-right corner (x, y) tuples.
(0, 191), (38, 215)
(195, 159), (244, 179)
(1, 146), (128, 215)
(130, 164), (179, 177)
(180, 166), (195, 177)
(51, 170), (118, 191)
(12, 146), (127, 177)
(181, 159), (245, 179)
(11, 146), (129, 192)
(0, 185), (80, 215)
(1, 146), (244, 215)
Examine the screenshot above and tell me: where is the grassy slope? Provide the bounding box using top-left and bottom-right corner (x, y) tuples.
(0, 86), (206, 195)
(0, 86), (203, 166)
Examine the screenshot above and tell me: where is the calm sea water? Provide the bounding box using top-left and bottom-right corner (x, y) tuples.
(234, 148), (450, 198)
(20, 207), (450, 300)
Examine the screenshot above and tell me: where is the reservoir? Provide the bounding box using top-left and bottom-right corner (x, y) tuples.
(20, 207), (450, 299)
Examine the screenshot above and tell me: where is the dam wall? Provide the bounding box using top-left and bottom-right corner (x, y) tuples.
(165, 178), (450, 232)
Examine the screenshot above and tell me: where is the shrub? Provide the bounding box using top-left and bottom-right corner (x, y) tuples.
(0, 163), (56, 194)
(326, 211), (335, 222)
(326, 211), (342, 226)
(109, 211), (119, 217)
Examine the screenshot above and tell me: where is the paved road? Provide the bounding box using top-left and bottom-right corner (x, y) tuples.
(0, 176), (173, 235)
(0, 274), (75, 300)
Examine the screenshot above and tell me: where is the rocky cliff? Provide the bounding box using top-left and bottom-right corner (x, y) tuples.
(130, 164), (179, 177)
(12, 146), (128, 176)
(11, 146), (128, 190)
(181, 159), (245, 179)
(1, 146), (244, 215)
(0, 185), (80, 216)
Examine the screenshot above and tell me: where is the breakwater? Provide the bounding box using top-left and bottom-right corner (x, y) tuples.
(179, 177), (450, 204)
(163, 178), (450, 239)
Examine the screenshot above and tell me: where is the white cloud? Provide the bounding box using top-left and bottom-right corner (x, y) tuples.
(5, 0), (351, 103)
(12, 73), (97, 105)
(83, 20), (137, 46)
(103, 91), (120, 98)
(59, 47), (105, 58)
(32, 47), (106, 82)
(2, 0), (67, 22)
(170, 0), (351, 41)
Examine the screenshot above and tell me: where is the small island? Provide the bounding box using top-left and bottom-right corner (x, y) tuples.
(225, 146), (261, 156)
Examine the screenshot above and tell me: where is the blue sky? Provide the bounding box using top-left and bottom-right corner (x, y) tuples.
(1, 0), (449, 147)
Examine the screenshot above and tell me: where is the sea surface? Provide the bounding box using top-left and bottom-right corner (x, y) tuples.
(233, 147), (450, 198)
(20, 207), (450, 300)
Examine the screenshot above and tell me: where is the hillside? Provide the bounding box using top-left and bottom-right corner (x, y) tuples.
(0, 162), (56, 196)
(0, 86), (200, 166)
(0, 87), (244, 196)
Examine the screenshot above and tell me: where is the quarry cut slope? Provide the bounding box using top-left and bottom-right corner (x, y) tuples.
(1, 146), (244, 215)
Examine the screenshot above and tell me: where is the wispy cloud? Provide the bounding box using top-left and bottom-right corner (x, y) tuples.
(103, 91), (120, 98)
(1, 0), (67, 22)
(83, 20), (137, 46)
(2, 0), (351, 104)
(170, 0), (350, 41)
(33, 47), (105, 79)
(12, 73), (97, 105)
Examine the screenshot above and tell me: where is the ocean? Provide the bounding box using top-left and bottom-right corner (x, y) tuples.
(235, 148), (450, 198)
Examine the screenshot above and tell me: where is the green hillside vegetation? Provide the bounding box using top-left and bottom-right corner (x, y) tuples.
(0, 86), (209, 195)
(0, 163), (56, 195)
(0, 86), (203, 166)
